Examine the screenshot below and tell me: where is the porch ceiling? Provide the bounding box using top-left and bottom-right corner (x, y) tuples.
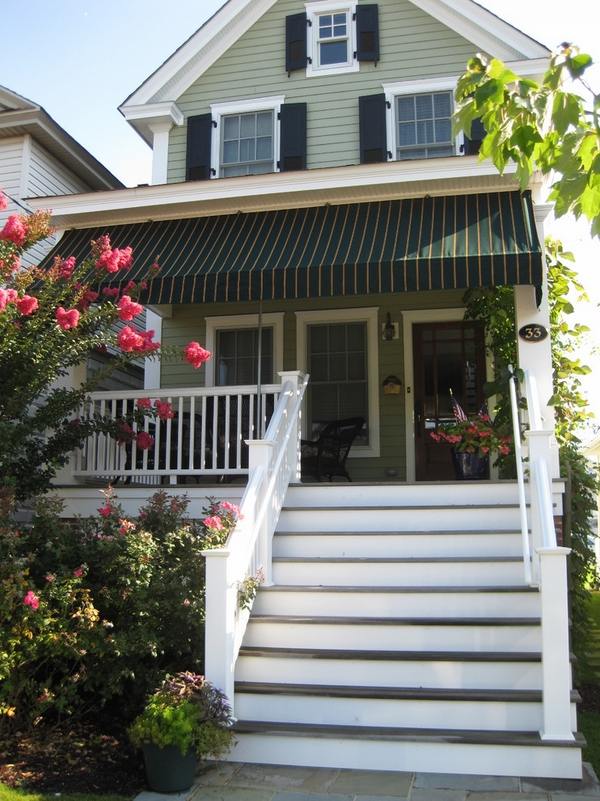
(41, 191), (542, 304)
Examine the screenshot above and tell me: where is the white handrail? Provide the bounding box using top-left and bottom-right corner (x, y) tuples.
(202, 371), (308, 706)
(508, 366), (532, 585)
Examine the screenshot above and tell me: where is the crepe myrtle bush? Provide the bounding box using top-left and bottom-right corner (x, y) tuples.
(0, 191), (211, 501)
(0, 489), (208, 730)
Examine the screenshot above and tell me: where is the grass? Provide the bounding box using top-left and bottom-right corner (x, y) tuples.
(581, 711), (600, 777)
(0, 786), (130, 801)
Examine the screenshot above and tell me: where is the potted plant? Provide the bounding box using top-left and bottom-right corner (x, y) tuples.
(430, 411), (512, 480)
(128, 672), (235, 793)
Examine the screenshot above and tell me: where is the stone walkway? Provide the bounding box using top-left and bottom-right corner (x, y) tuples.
(136, 761), (600, 801)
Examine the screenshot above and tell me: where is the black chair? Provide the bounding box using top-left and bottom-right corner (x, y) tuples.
(300, 417), (365, 482)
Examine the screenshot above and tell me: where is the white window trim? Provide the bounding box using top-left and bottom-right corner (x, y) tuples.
(209, 95), (285, 179)
(204, 312), (285, 387)
(382, 76), (465, 163)
(295, 307), (380, 458)
(401, 308), (494, 481)
(305, 1), (359, 78)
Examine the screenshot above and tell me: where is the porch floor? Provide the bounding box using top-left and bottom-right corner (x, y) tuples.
(135, 760), (600, 801)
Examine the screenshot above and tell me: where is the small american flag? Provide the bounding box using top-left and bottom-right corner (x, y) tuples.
(449, 389), (468, 422)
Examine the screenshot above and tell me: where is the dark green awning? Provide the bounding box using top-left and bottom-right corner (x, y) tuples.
(43, 191), (542, 304)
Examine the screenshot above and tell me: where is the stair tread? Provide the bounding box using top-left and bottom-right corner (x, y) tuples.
(261, 584), (537, 593)
(239, 646), (542, 662)
(234, 720), (584, 748)
(275, 529), (522, 536)
(272, 556), (523, 563)
(249, 614), (541, 626)
(234, 682), (582, 704)
(282, 504), (524, 511)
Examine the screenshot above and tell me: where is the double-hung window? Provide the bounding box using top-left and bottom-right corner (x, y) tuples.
(210, 96), (284, 179)
(306, 2), (358, 76)
(383, 78), (462, 163)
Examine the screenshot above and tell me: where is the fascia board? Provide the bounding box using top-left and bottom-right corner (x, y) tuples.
(0, 85), (38, 111)
(120, 0), (278, 108)
(27, 158), (520, 226)
(407, 0), (550, 60)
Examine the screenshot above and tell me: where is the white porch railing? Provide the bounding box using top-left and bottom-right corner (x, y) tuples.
(202, 371), (309, 707)
(72, 383), (280, 481)
(509, 366), (573, 742)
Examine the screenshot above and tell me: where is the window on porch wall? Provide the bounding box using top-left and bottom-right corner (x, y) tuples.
(215, 327), (274, 386)
(307, 322), (368, 445)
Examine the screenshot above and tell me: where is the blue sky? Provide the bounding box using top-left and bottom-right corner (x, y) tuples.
(2, 0), (600, 427)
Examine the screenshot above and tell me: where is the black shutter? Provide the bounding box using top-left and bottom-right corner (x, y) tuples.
(186, 114), (213, 181)
(279, 103), (307, 172)
(356, 5), (380, 63)
(286, 13), (307, 73)
(359, 94), (388, 164)
(463, 117), (486, 155)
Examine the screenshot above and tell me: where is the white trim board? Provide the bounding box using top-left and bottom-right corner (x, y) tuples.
(119, 0), (549, 142)
(295, 306), (380, 458)
(204, 312), (285, 388)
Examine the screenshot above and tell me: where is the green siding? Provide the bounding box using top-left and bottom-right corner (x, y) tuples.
(167, 0), (480, 182)
(160, 290), (464, 481)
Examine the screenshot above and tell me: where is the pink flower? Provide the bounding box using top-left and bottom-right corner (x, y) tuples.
(55, 306), (80, 330)
(182, 598), (191, 607)
(154, 399), (175, 420)
(136, 431), (155, 450)
(118, 519), (135, 536)
(123, 280), (137, 293)
(6, 289), (17, 302)
(17, 295), (39, 316)
(184, 341), (211, 369)
(78, 289), (99, 311)
(118, 295), (144, 322)
(102, 286), (120, 298)
(96, 245), (133, 273)
(0, 191), (7, 211)
(58, 256), (76, 279)
(220, 501), (240, 517)
(0, 214), (27, 246)
(45, 573), (56, 583)
(117, 326), (144, 352)
(73, 565), (85, 578)
(136, 397), (152, 410)
(0, 289), (11, 311)
(98, 505), (112, 518)
(203, 515), (223, 531)
(23, 590), (40, 610)
(116, 421), (134, 444)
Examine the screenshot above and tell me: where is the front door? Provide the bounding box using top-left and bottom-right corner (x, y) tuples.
(413, 321), (487, 481)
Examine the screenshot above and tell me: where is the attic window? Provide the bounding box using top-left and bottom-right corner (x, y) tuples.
(306, 2), (359, 77)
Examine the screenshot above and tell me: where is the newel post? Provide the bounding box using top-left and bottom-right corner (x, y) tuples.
(278, 370), (304, 482)
(538, 546), (574, 741)
(247, 439), (276, 585)
(201, 549), (236, 706)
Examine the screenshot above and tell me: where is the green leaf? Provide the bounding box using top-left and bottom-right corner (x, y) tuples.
(577, 132), (599, 171)
(567, 52), (593, 78)
(580, 182), (600, 219)
(475, 78), (504, 106)
(551, 91), (582, 135)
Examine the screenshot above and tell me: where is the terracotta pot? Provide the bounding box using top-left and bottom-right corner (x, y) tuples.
(452, 450), (489, 480)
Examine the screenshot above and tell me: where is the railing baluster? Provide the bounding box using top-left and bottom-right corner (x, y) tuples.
(236, 394), (242, 470)
(177, 397), (184, 472)
(200, 396), (207, 471)
(212, 397), (219, 471)
(224, 394), (231, 471)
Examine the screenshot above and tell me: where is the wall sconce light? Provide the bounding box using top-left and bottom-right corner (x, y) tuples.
(382, 312), (399, 341)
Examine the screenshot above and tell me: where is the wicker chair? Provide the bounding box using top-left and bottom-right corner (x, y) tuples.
(300, 417), (365, 482)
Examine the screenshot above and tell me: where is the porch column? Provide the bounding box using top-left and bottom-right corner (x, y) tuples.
(54, 362), (88, 486)
(149, 121), (173, 185)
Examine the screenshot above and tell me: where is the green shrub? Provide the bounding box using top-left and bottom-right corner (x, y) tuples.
(0, 491), (207, 730)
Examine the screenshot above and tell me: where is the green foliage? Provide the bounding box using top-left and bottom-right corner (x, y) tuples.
(455, 45), (600, 237)
(0, 491), (206, 730)
(429, 412), (512, 458)
(128, 672), (234, 758)
(238, 570), (265, 611)
(463, 239), (598, 666)
(0, 785), (129, 801)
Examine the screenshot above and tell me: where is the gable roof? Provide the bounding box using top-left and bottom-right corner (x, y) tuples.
(0, 85), (123, 191)
(120, 0), (549, 141)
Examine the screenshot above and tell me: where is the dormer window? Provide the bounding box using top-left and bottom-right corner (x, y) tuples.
(306, 2), (359, 77)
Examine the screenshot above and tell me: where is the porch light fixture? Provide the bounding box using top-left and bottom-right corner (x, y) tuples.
(382, 313), (399, 341)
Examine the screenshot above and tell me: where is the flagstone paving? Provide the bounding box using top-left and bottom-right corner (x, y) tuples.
(134, 762), (600, 801)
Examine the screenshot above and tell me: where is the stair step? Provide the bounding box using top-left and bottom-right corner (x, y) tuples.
(238, 646), (541, 662)
(282, 504), (523, 511)
(249, 615), (541, 626)
(260, 584), (537, 593)
(236, 682), (582, 703)
(272, 556), (523, 563)
(275, 529), (522, 536)
(234, 720), (583, 748)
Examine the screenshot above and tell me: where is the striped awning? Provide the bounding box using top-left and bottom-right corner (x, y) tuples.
(43, 191), (542, 304)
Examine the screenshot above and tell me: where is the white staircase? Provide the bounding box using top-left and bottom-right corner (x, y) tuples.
(228, 482), (583, 779)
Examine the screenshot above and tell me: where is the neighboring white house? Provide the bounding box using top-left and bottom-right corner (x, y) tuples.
(29, 0), (582, 780)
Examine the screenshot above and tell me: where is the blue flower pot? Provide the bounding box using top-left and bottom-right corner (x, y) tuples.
(142, 744), (196, 793)
(452, 450), (489, 480)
